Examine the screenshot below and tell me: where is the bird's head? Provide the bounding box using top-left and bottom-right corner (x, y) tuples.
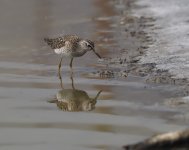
(80, 39), (101, 59)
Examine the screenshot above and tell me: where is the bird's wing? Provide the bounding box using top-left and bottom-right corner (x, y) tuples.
(63, 35), (81, 50)
(44, 37), (65, 49)
(44, 35), (80, 49)
(63, 35), (80, 43)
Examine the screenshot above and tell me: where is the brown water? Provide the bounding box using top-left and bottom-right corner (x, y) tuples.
(0, 0), (187, 150)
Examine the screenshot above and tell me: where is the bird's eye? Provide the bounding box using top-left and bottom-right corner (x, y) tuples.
(87, 44), (93, 49)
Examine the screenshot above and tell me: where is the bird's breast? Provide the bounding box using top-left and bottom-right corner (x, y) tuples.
(54, 47), (71, 56)
(54, 47), (87, 57)
(54, 48), (62, 54)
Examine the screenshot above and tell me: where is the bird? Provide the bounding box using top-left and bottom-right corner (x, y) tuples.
(44, 34), (101, 77)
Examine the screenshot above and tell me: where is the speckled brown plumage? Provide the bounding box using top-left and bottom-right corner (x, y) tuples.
(44, 35), (80, 50)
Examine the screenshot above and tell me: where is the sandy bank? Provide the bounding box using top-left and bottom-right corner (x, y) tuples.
(95, 0), (189, 96)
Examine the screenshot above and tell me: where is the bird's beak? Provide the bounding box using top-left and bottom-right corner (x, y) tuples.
(92, 49), (101, 59)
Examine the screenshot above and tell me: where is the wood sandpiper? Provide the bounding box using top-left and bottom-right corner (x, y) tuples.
(44, 35), (101, 77)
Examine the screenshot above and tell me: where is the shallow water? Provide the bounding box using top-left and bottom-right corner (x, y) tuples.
(0, 0), (187, 150)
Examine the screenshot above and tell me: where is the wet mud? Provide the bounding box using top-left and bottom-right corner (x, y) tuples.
(92, 0), (189, 97)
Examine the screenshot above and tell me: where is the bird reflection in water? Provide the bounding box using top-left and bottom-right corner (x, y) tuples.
(48, 72), (102, 111)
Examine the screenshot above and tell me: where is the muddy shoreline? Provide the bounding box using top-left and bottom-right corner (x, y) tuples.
(93, 0), (189, 96)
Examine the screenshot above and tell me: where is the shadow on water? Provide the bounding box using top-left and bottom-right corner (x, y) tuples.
(48, 71), (102, 112)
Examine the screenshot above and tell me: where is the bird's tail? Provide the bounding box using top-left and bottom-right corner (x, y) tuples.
(44, 38), (50, 43)
(44, 38), (53, 48)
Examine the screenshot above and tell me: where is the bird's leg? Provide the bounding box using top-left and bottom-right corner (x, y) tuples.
(59, 73), (63, 89)
(58, 56), (63, 79)
(58, 57), (64, 89)
(69, 57), (74, 69)
(70, 71), (75, 90)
